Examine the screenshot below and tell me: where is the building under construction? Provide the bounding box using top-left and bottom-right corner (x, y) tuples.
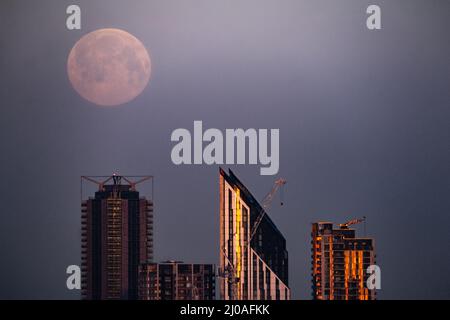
(138, 261), (216, 300)
(219, 168), (290, 300)
(311, 220), (376, 300)
(81, 175), (154, 300)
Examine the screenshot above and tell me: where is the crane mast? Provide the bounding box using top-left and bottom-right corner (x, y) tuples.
(218, 247), (238, 300)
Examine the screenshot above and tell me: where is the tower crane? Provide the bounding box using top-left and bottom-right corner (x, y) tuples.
(218, 247), (239, 300)
(249, 178), (287, 241)
(339, 216), (367, 236)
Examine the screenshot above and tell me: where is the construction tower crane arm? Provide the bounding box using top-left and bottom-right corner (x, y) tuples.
(249, 178), (286, 241)
(339, 216), (366, 228)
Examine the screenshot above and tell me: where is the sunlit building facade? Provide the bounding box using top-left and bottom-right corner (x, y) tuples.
(311, 222), (376, 300)
(81, 175), (154, 300)
(219, 169), (290, 300)
(138, 261), (216, 300)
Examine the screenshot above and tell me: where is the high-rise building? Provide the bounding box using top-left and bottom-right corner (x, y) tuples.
(138, 261), (216, 300)
(81, 175), (154, 300)
(219, 169), (290, 300)
(311, 221), (376, 300)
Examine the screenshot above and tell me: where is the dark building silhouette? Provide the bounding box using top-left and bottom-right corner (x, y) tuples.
(311, 221), (376, 300)
(138, 261), (216, 300)
(219, 169), (290, 300)
(81, 175), (153, 300)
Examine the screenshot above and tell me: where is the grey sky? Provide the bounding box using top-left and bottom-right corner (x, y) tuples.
(0, 0), (449, 299)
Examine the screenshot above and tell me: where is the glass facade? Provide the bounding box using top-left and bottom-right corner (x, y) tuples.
(219, 168), (290, 300)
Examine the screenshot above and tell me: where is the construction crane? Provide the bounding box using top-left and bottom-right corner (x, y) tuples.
(250, 178), (287, 241)
(218, 247), (239, 300)
(339, 216), (367, 235)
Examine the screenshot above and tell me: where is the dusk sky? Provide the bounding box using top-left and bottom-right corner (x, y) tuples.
(0, 0), (449, 299)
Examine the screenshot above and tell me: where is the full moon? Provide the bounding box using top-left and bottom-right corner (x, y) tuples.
(67, 28), (151, 106)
